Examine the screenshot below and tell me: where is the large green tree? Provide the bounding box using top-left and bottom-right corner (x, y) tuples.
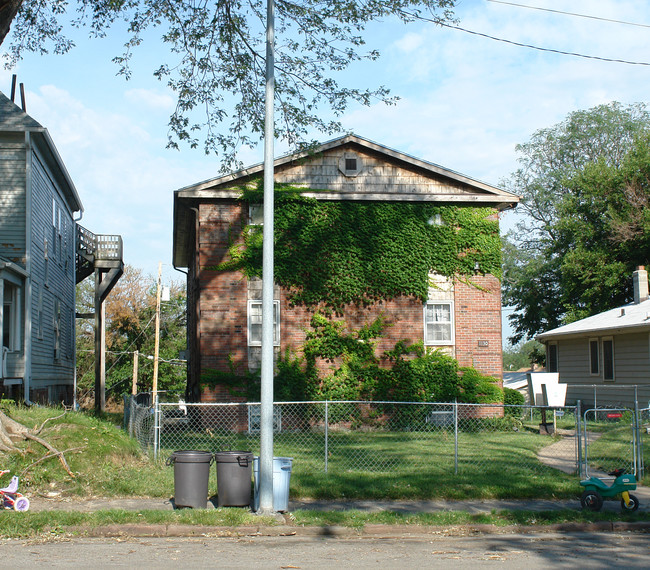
(1, 0), (456, 170)
(76, 265), (187, 404)
(503, 103), (650, 342)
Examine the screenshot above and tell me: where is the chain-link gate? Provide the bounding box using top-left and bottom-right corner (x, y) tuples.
(579, 402), (642, 478)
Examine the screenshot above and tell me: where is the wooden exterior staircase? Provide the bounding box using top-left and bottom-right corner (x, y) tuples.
(75, 224), (124, 412)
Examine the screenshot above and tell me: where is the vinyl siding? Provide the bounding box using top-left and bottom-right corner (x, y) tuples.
(558, 333), (650, 406)
(29, 149), (75, 386)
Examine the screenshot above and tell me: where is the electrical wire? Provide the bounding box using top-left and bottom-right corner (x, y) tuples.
(487, 0), (650, 29)
(398, 9), (650, 66)
(439, 21), (650, 66)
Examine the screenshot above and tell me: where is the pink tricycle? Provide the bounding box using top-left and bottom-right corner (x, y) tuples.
(0, 470), (30, 512)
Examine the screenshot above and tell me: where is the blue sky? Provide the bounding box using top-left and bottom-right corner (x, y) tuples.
(2, 0), (649, 342)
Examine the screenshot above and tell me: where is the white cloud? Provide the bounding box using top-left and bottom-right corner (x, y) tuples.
(4, 0), (650, 281)
(124, 88), (175, 111)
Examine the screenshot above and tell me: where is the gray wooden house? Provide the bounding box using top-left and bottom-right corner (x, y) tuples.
(537, 267), (650, 408)
(0, 90), (123, 405)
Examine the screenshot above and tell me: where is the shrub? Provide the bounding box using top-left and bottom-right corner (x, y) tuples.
(504, 387), (526, 417)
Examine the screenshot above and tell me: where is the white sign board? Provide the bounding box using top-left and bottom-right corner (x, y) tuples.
(541, 382), (568, 407)
(527, 373), (559, 406)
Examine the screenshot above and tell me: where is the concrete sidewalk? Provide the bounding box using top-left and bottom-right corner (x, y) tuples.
(22, 489), (650, 539)
(29, 484), (650, 514)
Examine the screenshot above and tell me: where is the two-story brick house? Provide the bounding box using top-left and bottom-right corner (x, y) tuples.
(173, 135), (519, 402)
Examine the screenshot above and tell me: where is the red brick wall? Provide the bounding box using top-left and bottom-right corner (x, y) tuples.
(197, 202), (504, 401)
(198, 202), (249, 375)
(454, 275), (503, 382)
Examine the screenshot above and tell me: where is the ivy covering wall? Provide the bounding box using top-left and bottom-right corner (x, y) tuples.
(204, 183), (504, 404)
(215, 184), (502, 310)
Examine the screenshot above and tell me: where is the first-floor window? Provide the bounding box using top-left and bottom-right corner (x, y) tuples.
(247, 300), (280, 346)
(589, 339), (599, 375)
(53, 298), (61, 360)
(2, 283), (20, 351)
(603, 338), (614, 381)
(424, 301), (454, 345)
(547, 343), (558, 373)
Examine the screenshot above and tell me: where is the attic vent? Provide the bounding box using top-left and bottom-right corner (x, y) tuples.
(339, 153), (362, 177)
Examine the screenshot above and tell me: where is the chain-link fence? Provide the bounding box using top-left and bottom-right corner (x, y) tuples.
(125, 398), (592, 478)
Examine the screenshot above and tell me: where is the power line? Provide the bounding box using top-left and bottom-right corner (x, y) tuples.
(398, 9), (650, 66)
(439, 21), (650, 66)
(487, 0), (650, 29)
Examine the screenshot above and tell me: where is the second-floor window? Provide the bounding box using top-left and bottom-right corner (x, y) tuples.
(247, 300), (280, 346)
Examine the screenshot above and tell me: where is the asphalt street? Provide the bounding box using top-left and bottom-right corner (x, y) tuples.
(0, 531), (647, 569)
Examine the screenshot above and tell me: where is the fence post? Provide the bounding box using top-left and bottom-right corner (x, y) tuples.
(633, 389), (641, 477)
(153, 395), (160, 460)
(576, 400), (583, 478)
(324, 401), (329, 474)
(454, 400), (458, 475)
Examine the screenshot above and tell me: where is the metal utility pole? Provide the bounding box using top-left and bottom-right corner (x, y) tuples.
(258, 0), (276, 513)
(152, 262), (162, 458)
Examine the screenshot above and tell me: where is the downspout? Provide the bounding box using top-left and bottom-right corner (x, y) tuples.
(183, 207), (200, 402)
(73, 209), (83, 410)
(24, 132), (33, 404)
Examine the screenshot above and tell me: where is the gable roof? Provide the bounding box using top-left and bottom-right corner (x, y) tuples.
(0, 91), (83, 213)
(173, 134), (519, 267)
(176, 134), (517, 203)
(537, 299), (650, 341)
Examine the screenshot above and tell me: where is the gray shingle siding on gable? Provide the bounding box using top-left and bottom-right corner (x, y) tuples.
(0, 132), (27, 265)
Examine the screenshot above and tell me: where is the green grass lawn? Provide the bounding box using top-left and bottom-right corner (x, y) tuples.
(1, 403), (645, 503)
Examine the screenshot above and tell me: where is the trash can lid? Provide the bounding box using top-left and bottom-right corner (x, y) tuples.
(215, 450), (254, 462)
(168, 450), (213, 463)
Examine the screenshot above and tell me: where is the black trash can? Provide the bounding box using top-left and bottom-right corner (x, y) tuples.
(215, 451), (254, 507)
(167, 450), (213, 508)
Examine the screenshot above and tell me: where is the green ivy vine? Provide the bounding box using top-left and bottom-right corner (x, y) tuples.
(211, 183), (502, 310)
(273, 312), (503, 405)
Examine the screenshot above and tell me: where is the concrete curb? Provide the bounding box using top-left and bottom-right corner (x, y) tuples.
(67, 521), (650, 539)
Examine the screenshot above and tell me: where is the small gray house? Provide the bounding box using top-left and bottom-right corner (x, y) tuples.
(0, 90), (122, 405)
(537, 267), (650, 408)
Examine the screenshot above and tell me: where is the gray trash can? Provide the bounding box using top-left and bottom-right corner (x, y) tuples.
(253, 456), (293, 512)
(215, 451), (254, 507)
(167, 450), (213, 509)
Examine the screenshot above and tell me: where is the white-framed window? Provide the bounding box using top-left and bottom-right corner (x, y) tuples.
(2, 283), (20, 352)
(547, 342), (559, 373)
(44, 237), (49, 287)
(602, 337), (615, 381)
(36, 284), (43, 340)
(247, 300), (280, 346)
(53, 298), (61, 360)
(424, 301), (454, 345)
(589, 338), (599, 375)
(249, 204), (263, 226)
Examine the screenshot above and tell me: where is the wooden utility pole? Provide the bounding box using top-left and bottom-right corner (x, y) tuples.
(132, 350), (139, 395)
